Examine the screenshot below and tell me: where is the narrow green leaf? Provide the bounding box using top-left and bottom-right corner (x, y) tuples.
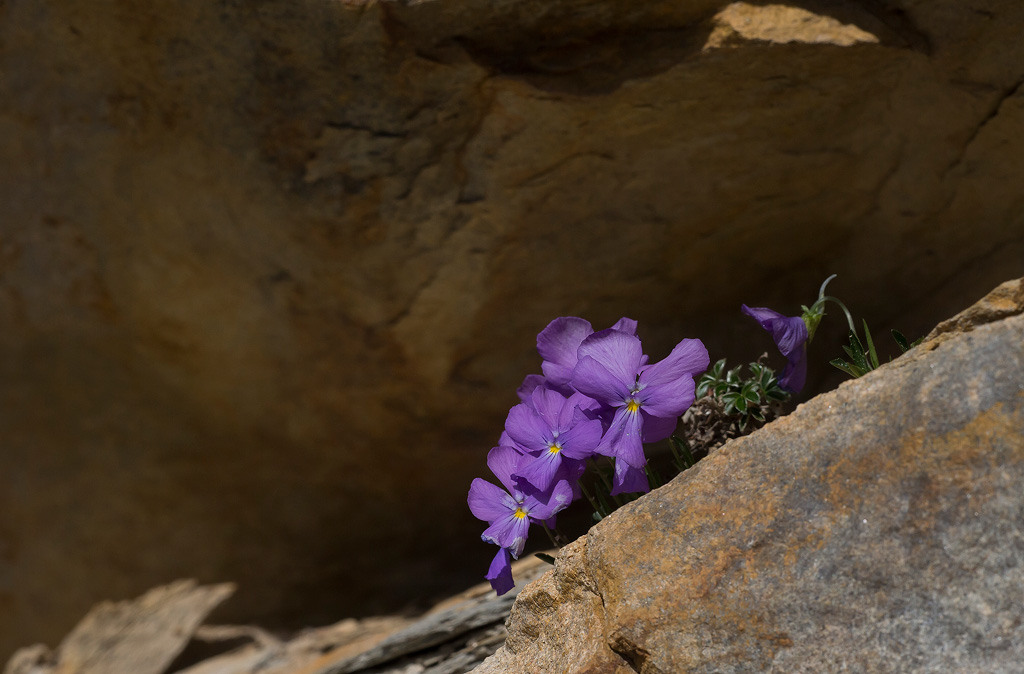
(891, 329), (911, 353)
(847, 331), (869, 371)
(535, 552), (557, 565)
(830, 358), (860, 378)
(670, 435), (697, 469)
(862, 320), (880, 369)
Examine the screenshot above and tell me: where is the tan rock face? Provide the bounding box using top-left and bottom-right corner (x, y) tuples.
(475, 280), (1024, 673)
(2, 0), (1024, 657)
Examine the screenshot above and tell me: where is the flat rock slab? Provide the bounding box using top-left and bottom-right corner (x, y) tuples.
(477, 280), (1024, 673)
(3, 580), (233, 674)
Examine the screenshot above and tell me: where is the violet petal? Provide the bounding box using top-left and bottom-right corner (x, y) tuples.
(468, 478), (518, 523)
(485, 548), (515, 596)
(610, 459), (650, 495)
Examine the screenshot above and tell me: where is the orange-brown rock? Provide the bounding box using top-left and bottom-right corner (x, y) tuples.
(475, 280), (1024, 673)
(2, 0), (1024, 658)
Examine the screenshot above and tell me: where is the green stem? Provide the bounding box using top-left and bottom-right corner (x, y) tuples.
(541, 521), (560, 549)
(822, 296), (857, 334)
(816, 274), (837, 300)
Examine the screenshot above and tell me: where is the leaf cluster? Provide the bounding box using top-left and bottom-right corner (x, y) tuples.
(830, 322), (922, 378)
(696, 358), (788, 426)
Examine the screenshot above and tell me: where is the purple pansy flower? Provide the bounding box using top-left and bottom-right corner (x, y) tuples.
(505, 388), (603, 493)
(571, 329), (709, 493)
(522, 317), (642, 399)
(467, 446), (572, 558)
(741, 305), (808, 393)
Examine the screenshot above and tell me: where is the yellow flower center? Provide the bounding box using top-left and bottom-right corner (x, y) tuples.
(548, 444), (561, 454)
(513, 508), (528, 519)
(626, 399), (640, 413)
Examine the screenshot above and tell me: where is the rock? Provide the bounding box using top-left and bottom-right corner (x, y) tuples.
(2, 0), (1024, 657)
(474, 278), (1024, 672)
(0, 555), (550, 674)
(2, 580), (233, 674)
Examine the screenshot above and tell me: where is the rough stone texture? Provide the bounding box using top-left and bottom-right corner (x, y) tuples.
(474, 282), (1024, 673)
(1, 555), (550, 674)
(2, 0), (1024, 658)
(3, 580), (233, 674)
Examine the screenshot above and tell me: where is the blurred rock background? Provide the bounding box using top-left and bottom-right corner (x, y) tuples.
(1, 0), (1022, 659)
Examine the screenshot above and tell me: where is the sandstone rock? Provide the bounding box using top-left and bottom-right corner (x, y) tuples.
(475, 280), (1024, 672)
(2, 0), (1024, 657)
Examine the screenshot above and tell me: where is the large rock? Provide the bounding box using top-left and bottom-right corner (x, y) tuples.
(1, 0), (1024, 657)
(474, 278), (1024, 673)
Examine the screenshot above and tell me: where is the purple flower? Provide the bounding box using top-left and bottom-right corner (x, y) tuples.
(485, 548), (514, 595)
(530, 316), (641, 392)
(504, 388), (603, 493)
(571, 330), (709, 494)
(467, 446), (572, 558)
(741, 305), (808, 393)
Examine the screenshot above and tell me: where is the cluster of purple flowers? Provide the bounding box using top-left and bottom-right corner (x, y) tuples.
(468, 317), (709, 594)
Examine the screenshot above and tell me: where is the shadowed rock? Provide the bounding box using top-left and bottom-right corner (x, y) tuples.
(2, 0), (1024, 657)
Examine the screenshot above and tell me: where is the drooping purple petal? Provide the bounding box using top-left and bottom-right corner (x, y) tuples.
(576, 330), (645, 389)
(741, 305), (808, 358)
(641, 411), (678, 443)
(504, 403), (554, 453)
(639, 338), (709, 387)
(610, 458), (650, 496)
(482, 511), (531, 558)
(537, 317), (593, 385)
(637, 374), (696, 419)
(525, 478), (574, 520)
(486, 445), (524, 494)
(742, 304), (809, 392)
(556, 417), (603, 460)
(778, 343), (808, 392)
(486, 547), (515, 596)
(468, 478), (518, 523)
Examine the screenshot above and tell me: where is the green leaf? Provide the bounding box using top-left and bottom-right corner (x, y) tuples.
(845, 331), (869, 371)
(711, 358), (726, 378)
(891, 329), (911, 353)
(862, 320), (880, 369)
(670, 435), (697, 469)
(734, 396), (748, 413)
(535, 552), (557, 565)
(830, 357), (862, 378)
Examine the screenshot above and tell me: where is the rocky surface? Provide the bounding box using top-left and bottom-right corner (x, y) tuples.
(3, 581), (234, 674)
(3, 556), (551, 674)
(3, 0), (1024, 657)
(474, 278), (1024, 673)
